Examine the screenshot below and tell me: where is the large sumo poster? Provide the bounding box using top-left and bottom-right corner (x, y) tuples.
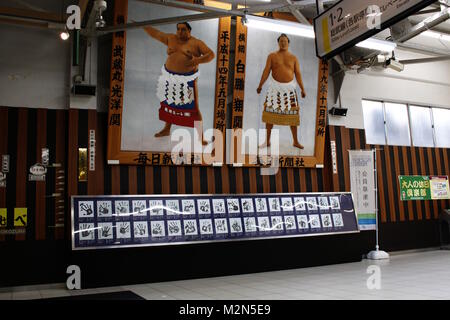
(230, 14), (329, 168)
(107, 0), (231, 165)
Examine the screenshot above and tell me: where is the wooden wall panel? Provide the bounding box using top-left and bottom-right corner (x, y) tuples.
(249, 168), (257, 193)
(235, 168), (244, 194)
(35, 109), (47, 240)
(16, 109), (28, 241)
(55, 110), (66, 239)
(340, 126), (351, 191)
(376, 147), (388, 223)
(0, 108), (8, 241)
(392, 146), (405, 222)
(410, 147), (423, 220)
(1, 108), (449, 244)
(401, 146), (414, 221)
(327, 125), (449, 225)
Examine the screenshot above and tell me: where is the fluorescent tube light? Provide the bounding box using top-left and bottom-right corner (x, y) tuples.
(244, 15), (396, 52)
(244, 15), (315, 39)
(356, 38), (396, 52)
(422, 30), (450, 42)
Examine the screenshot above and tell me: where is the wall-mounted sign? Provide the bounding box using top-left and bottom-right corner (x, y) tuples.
(429, 176), (450, 200)
(314, 0), (435, 59)
(0, 229), (26, 235)
(0, 172), (6, 188)
(1, 155), (9, 173)
(41, 148), (49, 167)
(399, 175), (450, 200)
(349, 150), (376, 231)
(78, 148), (87, 182)
(330, 141), (337, 174)
(0, 208), (6, 227)
(89, 130), (95, 171)
(29, 163), (46, 181)
(14, 208), (27, 227)
(71, 192), (360, 250)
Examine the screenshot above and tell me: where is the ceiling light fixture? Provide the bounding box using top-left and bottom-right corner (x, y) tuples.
(422, 30), (450, 42)
(244, 15), (396, 52)
(356, 38), (397, 52)
(60, 30), (70, 40)
(243, 15), (315, 38)
(95, 0), (107, 28)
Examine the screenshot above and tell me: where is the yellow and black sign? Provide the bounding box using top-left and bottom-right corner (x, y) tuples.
(14, 208), (27, 227)
(0, 208), (6, 227)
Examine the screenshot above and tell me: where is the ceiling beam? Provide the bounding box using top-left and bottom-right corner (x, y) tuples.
(99, 11), (231, 34)
(9, 0), (48, 12)
(79, 0), (90, 22)
(284, 0), (310, 24)
(0, 16), (49, 28)
(0, 5), (64, 23)
(393, 8), (450, 42)
(400, 55), (450, 64)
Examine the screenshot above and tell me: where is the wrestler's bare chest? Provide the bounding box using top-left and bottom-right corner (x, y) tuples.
(167, 37), (200, 57)
(271, 54), (295, 70)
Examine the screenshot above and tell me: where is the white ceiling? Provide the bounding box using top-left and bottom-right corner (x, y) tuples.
(2, 0), (450, 54)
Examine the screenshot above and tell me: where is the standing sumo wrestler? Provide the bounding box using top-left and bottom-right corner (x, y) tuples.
(143, 22), (215, 145)
(257, 33), (307, 149)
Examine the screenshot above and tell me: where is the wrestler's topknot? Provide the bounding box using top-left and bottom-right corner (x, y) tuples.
(277, 33), (290, 43)
(177, 22), (192, 31)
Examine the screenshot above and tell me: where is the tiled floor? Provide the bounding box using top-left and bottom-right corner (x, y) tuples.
(1, 249), (450, 300)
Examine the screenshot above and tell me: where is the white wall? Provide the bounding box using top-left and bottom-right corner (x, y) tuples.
(0, 24), (71, 109)
(330, 48), (450, 129)
(69, 38), (98, 110)
(0, 23), (99, 110)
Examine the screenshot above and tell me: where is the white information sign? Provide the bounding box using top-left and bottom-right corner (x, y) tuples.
(314, 0), (435, 59)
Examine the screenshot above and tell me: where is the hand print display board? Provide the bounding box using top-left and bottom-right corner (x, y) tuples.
(71, 192), (359, 250)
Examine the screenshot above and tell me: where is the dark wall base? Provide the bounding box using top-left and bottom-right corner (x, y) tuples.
(0, 220), (441, 288)
(0, 241), (67, 287)
(70, 233), (365, 289)
(380, 220), (440, 252)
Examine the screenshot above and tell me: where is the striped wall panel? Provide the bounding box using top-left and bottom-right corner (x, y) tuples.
(1, 107), (449, 243)
(328, 125), (450, 224)
(67, 111), (328, 200)
(0, 107), (67, 242)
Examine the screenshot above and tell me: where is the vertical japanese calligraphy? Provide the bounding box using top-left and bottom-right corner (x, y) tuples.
(107, 0), (127, 160)
(230, 17), (247, 164)
(213, 17), (231, 161)
(314, 59), (329, 163)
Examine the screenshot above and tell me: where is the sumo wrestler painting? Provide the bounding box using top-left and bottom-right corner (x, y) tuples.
(240, 21), (320, 161)
(118, 1), (222, 160)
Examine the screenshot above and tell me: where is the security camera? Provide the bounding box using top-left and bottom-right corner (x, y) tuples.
(385, 58), (404, 72)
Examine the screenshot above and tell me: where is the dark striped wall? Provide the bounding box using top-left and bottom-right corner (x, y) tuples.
(67, 110), (329, 203)
(1, 106), (449, 286)
(0, 107), (66, 242)
(0, 106), (67, 286)
(329, 125), (450, 250)
(329, 125), (450, 222)
(1, 106), (449, 247)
